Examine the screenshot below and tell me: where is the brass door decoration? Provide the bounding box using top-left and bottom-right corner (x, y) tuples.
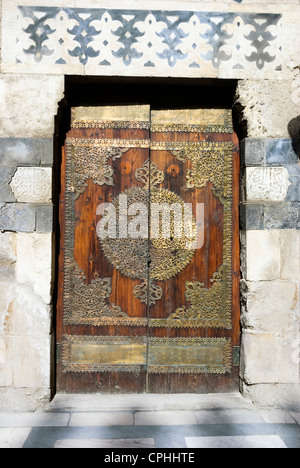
(57, 105), (240, 393)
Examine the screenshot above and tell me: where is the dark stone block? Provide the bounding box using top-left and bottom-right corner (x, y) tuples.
(0, 167), (17, 202)
(36, 205), (53, 233)
(241, 139), (266, 167)
(266, 139), (299, 166)
(264, 202), (300, 230)
(0, 185), (16, 203)
(0, 203), (36, 232)
(285, 165), (300, 202)
(40, 139), (54, 166)
(0, 138), (53, 167)
(0, 167), (16, 185)
(240, 203), (264, 230)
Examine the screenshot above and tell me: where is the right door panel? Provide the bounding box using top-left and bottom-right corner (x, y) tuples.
(146, 109), (240, 392)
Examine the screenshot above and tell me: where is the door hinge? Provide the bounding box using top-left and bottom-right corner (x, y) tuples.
(233, 346), (240, 367)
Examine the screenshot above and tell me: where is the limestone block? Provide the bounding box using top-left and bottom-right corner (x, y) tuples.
(246, 167), (291, 202)
(245, 230), (280, 281)
(241, 138), (265, 167)
(11, 284), (51, 336)
(278, 333), (300, 384)
(240, 204), (264, 230)
(265, 139), (299, 166)
(12, 286), (50, 337)
(10, 167), (52, 203)
(286, 165), (300, 202)
(0, 138), (53, 167)
(0, 282), (13, 336)
(280, 230), (300, 280)
(0, 336), (13, 387)
(0, 167), (16, 185)
(236, 80), (300, 139)
(0, 280), (51, 337)
(264, 202), (299, 230)
(0, 185), (16, 203)
(240, 331), (279, 385)
(0, 74), (64, 138)
(13, 335), (51, 388)
(242, 280), (299, 333)
(0, 5), (286, 79)
(241, 382), (300, 410)
(0, 203), (36, 232)
(0, 232), (16, 280)
(16, 233), (53, 304)
(0, 387), (51, 412)
(36, 205), (54, 233)
(0, 166), (16, 202)
(282, 10), (300, 75)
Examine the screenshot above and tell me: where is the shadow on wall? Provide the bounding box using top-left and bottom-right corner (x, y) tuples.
(288, 116), (300, 158)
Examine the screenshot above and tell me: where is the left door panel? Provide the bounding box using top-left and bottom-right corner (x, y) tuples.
(56, 106), (151, 393)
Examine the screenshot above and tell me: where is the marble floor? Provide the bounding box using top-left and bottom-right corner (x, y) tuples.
(0, 394), (299, 449)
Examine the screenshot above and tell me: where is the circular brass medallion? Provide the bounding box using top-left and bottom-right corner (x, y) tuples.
(99, 187), (197, 282)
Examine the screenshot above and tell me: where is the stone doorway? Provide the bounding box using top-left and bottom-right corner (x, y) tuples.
(54, 78), (241, 394)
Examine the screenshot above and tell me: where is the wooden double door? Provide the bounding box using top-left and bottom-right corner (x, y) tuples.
(57, 105), (240, 393)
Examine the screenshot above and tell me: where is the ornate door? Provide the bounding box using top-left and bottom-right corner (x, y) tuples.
(56, 106), (240, 393)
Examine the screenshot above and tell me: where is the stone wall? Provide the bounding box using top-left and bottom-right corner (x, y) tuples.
(236, 79), (300, 408)
(0, 75), (64, 410)
(0, 0), (299, 410)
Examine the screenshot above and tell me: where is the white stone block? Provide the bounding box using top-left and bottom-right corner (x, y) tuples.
(240, 331), (279, 385)
(241, 382), (300, 410)
(0, 74), (64, 138)
(242, 280), (299, 333)
(280, 230), (300, 280)
(16, 233), (53, 304)
(236, 79), (300, 139)
(13, 335), (51, 389)
(0, 282), (13, 336)
(11, 284), (51, 336)
(10, 167), (52, 203)
(0, 337), (13, 387)
(278, 333), (300, 384)
(246, 230), (280, 281)
(0, 281), (51, 336)
(0, 387), (51, 412)
(246, 167), (291, 201)
(0, 232), (17, 280)
(0, 3), (288, 80)
(0, 232), (17, 263)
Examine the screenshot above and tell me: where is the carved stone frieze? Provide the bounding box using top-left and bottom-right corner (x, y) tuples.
(5, 7), (283, 77)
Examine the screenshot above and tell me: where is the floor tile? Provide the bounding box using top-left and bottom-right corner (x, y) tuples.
(279, 435), (300, 448)
(45, 393), (252, 413)
(194, 410), (264, 425)
(259, 410), (296, 424)
(290, 412), (300, 424)
(54, 438), (155, 448)
(154, 435), (187, 448)
(69, 412), (133, 427)
(135, 411), (197, 426)
(0, 412), (70, 427)
(0, 428), (32, 448)
(186, 435), (287, 449)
